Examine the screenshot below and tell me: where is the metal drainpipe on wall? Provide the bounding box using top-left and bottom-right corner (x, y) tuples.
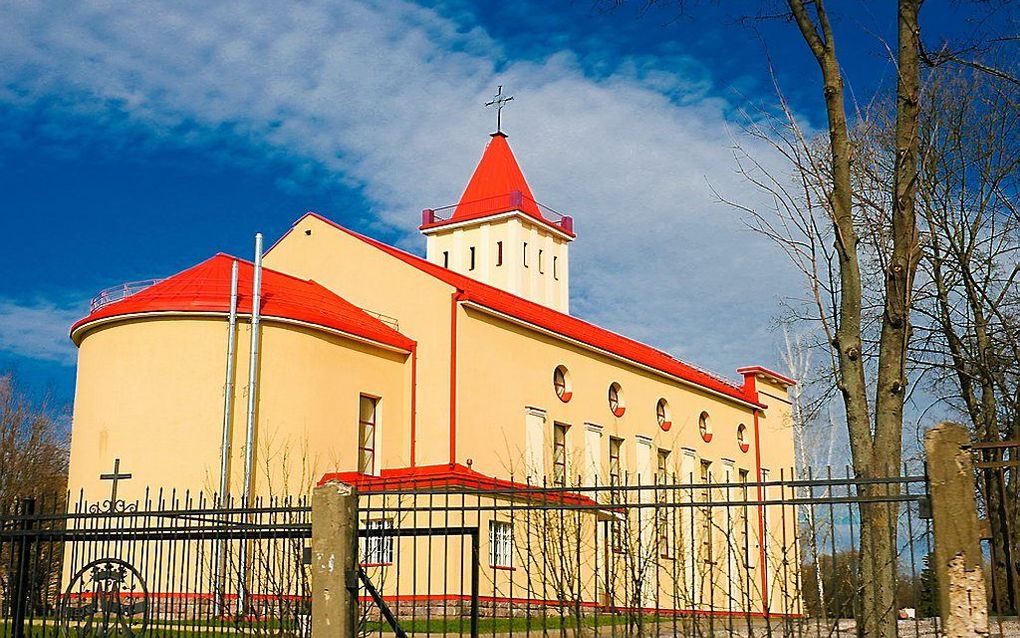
(238, 232), (264, 615)
(214, 259), (239, 616)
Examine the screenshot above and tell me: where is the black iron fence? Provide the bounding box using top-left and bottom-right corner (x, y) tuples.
(0, 468), (954, 637)
(352, 467), (935, 638)
(0, 491), (310, 637)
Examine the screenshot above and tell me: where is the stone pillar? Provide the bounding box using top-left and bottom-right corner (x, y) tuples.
(925, 421), (989, 636)
(311, 481), (358, 638)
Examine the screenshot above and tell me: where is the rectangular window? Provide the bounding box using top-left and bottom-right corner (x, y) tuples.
(442, 251), (449, 268)
(469, 246), (476, 271)
(657, 449), (671, 556)
(523, 242), (528, 267)
(609, 437), (623, 486)
(699, 460), (713, 564)
(553, 256), (559, 280)
(496, 241), (503, 266)
(553, 423), (568, 487)
(358, 395), (378, 475)
(609, 437), (624, 551)
(738, 469), (752, 568)
(489, 520), (513, 568)
(538, 249), (544, 273)
(362, 519), (393, 565)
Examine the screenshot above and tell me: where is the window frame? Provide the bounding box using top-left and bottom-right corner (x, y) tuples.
(656, 398), (672, 431)
(698, 411), (713, 443)
(489, 520), (514, 569)
(361, 519), (393, 566)
(608, 383), (625, 417)
(358, 395), (379, 475)
(552, 422), (569, 487)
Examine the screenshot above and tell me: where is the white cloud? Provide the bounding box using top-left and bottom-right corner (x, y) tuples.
(0, 299), (84, 365)
(0, 0), (801, 379)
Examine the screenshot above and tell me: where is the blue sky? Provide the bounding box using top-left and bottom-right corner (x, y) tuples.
(0, 1), (997, 424)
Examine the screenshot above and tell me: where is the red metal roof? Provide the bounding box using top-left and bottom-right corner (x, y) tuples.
(304, 213), (762, 408)
(320, 463), (604, 508)
(419, 133), (575, 238)
(70, 253), (416, 351)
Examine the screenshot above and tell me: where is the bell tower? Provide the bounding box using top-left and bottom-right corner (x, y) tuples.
(420, 132), (575, 312)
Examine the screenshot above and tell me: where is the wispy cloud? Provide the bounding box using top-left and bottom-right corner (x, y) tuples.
(0, 0), (800, 378)
(0, 299), (84, 365)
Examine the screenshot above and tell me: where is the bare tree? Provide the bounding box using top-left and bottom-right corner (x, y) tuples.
(0, 371), (68, 503)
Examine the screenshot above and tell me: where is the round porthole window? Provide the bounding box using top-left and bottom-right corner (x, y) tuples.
(737, 423), (749, 453)
(608, 383), (625, 417)
(656, 398), (671, 431)
(553, 365), (572, 402)
(699, 411), (713, 443)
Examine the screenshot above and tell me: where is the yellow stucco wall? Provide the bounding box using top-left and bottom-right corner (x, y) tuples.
(264, 214), (456, 468)
(68, 315), (410, 503)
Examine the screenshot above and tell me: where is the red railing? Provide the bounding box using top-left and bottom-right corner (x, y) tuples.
(90, 279), (164, 312)
(422, 191), (573, 235)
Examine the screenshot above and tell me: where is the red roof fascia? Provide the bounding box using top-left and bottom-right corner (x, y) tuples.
(303, 213), (761, 407)
(70, 254), (415, 351)
(319, 463), (602, 507)
(736, 366), (797, 388)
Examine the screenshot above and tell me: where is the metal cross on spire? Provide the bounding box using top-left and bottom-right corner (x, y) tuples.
(485, 85), (514, 134)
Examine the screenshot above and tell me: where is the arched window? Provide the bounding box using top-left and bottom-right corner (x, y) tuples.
(553, 365), (572, 402)
(698, 411), (713, 443)
(656, 398), (672, 432)
(608, 383), (625, 417)
(737, 423), (749, 453)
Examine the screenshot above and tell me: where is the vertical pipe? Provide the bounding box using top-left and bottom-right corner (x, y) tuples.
(239, 233), (263, 615)
(214, 259), (239, 616)
(219, 260), (240, 499)
(242, 233), (263, 505)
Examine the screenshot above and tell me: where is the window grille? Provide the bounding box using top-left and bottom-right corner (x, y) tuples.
(489, 520), (513, 568)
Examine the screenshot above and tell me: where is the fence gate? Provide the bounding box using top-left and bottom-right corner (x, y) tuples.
(0, 491), (310, 637)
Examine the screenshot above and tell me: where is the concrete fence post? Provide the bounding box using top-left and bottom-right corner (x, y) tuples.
(924, 421), (989, 637)
(311, 481), (358, 638)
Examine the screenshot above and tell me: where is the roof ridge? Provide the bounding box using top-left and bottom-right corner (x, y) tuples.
(301, 212), (749, 397)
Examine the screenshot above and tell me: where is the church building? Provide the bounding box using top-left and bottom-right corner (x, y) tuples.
(65, 125), (798, 616)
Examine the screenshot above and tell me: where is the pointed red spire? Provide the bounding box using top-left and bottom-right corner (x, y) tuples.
(452, 132), (542, 220)
(419, 133), (575, 238)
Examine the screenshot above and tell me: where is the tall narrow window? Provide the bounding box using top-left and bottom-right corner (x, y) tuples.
(523, 242), (529, 267)
(358, 395), (378, 475)
(699, 460), (713, 566)
(609, 437), (624, 551)
(496, 241), (503, 266)
(538, 249), (544, 273)
(609, 437), (623, 486)
(442, 251), (449, 269)
(738, 469), (752, 569)
(553, 423), (569, 487)
(469, 246), (476, 271)
(657, 449), (671, 556)
(489, 520), (513, 568)
(553, 256), (559, 280)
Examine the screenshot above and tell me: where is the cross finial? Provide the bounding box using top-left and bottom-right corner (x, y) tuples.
(485, 85), (514, 134)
